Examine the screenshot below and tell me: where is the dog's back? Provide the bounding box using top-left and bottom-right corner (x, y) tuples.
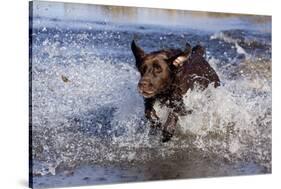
(172, 45), (220, 95)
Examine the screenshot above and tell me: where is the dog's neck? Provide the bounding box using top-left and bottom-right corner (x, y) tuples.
(154, 79), (183, 104)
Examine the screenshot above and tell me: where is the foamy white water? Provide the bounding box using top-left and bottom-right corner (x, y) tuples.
(31, 48), (271, 176)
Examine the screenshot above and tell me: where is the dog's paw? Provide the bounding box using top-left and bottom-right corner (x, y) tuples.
(161, 130), (173, 143)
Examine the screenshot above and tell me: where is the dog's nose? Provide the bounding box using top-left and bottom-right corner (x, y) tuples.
(138, 80), (152, 91)
(139, 80), (149, 87)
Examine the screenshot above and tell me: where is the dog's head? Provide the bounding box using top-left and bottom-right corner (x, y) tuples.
(131, 40), (191, 98)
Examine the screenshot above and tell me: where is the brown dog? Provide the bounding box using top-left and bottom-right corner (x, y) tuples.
(131, 40), (220, 142)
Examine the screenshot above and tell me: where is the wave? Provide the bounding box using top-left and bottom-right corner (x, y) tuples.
(210, 29), (271, 60)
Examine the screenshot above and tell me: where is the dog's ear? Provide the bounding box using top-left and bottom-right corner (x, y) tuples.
(131, 40), (145, 68)
(192, 44), (205, 56)
(169, 43), (192, 67)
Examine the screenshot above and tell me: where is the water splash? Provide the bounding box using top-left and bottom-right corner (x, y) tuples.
(31, 51), (271, 176)
(31, 18), (271, 176)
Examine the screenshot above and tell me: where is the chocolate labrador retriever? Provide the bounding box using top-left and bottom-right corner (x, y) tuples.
(131, 40), (220, 142)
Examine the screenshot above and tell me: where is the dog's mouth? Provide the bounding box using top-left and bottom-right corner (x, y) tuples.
(138, 88), (156, 98)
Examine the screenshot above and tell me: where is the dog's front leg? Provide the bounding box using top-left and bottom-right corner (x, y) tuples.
(162, 112), (178, 142)
(144, 98), (161, 128)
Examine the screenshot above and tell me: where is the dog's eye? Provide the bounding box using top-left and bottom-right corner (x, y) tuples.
(141, 65), (147, 73)
(153, 63), (162, 73)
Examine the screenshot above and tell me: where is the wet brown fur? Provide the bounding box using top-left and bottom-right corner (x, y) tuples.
(131, 40), (220, 142)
